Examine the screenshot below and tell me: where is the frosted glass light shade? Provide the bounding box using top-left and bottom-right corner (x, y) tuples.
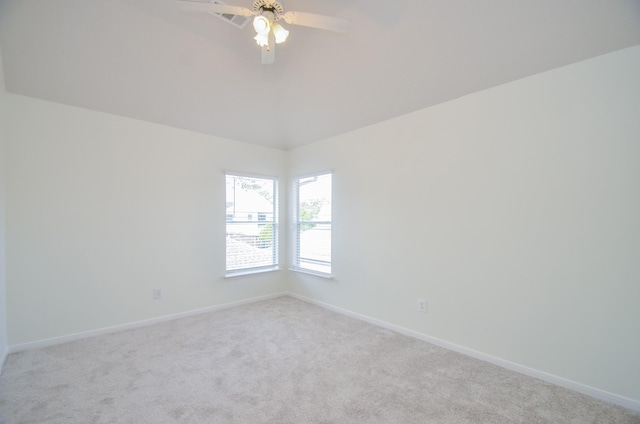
(254, 33), (269, 46)
(272, 24), (289, 44)
(253, 16), (270, 35)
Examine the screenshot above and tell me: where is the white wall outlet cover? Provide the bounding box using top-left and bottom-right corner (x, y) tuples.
(153, 288), (163, 300)
(418, 298), (427, 312)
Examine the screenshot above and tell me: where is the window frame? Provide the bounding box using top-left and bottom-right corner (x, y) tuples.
(225, 172), (279, 277)
(291, 172), (333, 278)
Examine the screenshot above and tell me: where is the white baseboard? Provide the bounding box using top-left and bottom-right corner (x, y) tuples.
(9, 292), (287, 353)
(7, 291), (639, 413)
(286, 292), (640, 414)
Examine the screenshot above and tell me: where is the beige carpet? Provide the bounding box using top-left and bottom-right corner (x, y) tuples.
(0, 296), (638, 423)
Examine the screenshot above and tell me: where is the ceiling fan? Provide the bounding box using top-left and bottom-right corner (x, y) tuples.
(176, 0), (351, 64)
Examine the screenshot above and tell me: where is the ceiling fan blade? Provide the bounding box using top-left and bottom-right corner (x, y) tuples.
(283, 11), (350, 33)
(262, 32), (275, 65)
(176, 1), (254, 17)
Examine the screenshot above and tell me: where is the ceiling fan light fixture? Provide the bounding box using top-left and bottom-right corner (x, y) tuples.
(176, 0), (351, 64)
(272, 24), (289, 44)
(254, 32), (269, 47)
(253, 15), (270, 35)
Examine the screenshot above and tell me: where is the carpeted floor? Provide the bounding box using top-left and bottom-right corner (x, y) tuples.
(0, 296), (638, 423)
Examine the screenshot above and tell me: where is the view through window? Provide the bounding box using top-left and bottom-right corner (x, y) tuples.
(226, 174), (278, 274)
(293, 173), (332, 275)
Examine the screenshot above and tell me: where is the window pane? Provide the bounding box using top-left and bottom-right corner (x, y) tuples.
(297, 222), (331, 274)
(226, 175), (278, 273)
(295, 173), (331, 275)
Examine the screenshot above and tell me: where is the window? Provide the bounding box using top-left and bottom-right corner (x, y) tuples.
(293, 173), (332, 276)
(226, 174), (278, 275)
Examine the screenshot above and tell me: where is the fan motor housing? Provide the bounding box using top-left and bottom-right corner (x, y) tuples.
(253, 0), (284, 15)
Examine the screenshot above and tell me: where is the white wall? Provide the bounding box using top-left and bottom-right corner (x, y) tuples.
(5, 95), (287, 346)
(3, 40), (639, 407)
(288, 46), (640, 404)
(0, 44), (9, 367)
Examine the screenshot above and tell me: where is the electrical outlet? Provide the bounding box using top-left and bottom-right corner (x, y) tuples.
(153, 288), (163, 300)
(418, 298), (427, 313)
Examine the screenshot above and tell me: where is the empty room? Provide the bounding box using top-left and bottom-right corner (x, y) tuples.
(0, 0), (639, 422)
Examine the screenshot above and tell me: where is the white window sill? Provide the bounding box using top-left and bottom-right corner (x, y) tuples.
(289, 267), (333, 280)
(225, 266), (281, 279)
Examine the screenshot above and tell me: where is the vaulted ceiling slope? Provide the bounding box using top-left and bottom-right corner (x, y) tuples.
(1, 0), (639, 150)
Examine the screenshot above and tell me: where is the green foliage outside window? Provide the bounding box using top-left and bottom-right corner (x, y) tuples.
(258, 224), (273, 248)
(300, 199), (326, 231)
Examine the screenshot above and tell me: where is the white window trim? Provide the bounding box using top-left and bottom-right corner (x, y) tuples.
(289, 267), (333, 279)
(225, 172), (279, 277)
(226, 265), (281, 278)
(291, 171), (332, 278)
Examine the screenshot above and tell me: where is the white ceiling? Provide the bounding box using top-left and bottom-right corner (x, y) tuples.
(1, 0), (639, 150)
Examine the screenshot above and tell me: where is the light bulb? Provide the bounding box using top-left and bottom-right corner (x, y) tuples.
(253, 16), (270, 35)
(272, 24), (289, 44)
